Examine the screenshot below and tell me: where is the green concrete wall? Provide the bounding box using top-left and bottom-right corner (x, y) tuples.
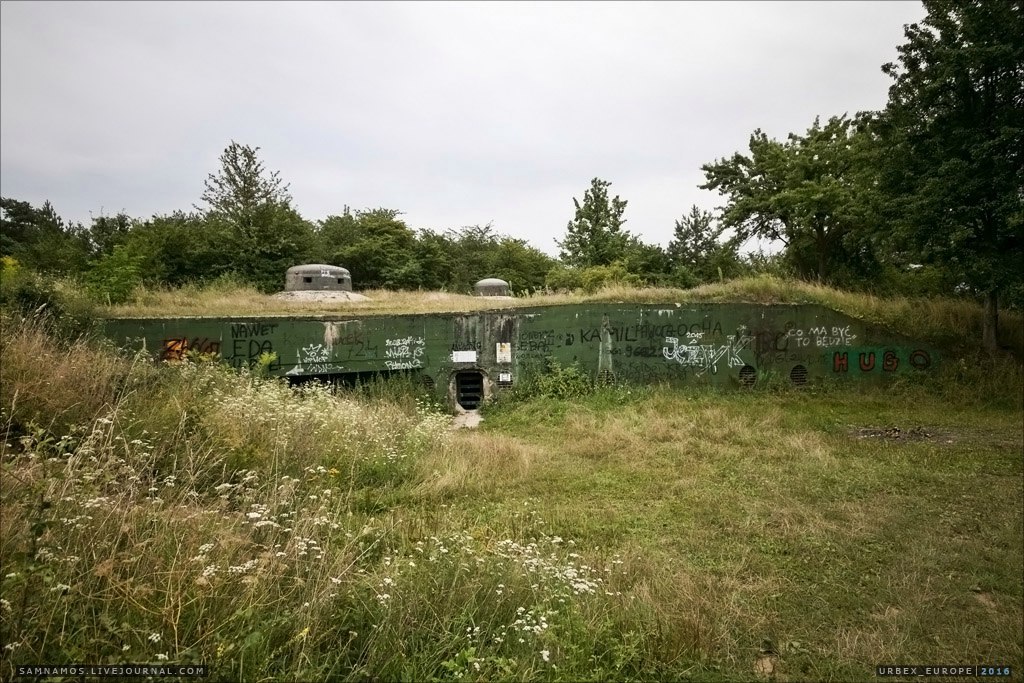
(101, 303), (938, 407)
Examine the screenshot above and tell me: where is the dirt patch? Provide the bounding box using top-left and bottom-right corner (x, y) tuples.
(754, 654), (776, 679)
(851, 426), (956, 444)
(973, 591), (998, 610)
(451, 411), (482, 430)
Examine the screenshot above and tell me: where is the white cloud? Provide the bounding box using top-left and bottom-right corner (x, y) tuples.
(1, 0), (925, 253)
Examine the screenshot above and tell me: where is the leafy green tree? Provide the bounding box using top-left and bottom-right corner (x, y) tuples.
(199, 141), (291, 228)
(135, 212), (237, 286)
(234, 204), (316, 291)
(700, 116), (875, 282)
(88, 212), (135, 256)
(443, 224), (500, 292)
(321, 208), (420, 289)
(875, 0), (1024, 350)
(315, 209), (359, 261)
(621, 237), (671, 286)
(487, 236), (557, 293)
(665, 205), (744, 286)
(451, 225), (556, 293)
(198, 142), (314, 291)
(413, 230), (457, 290)
(667, 206), (723, 269)
(557, 178), (630, 268)
(0, 198), (91, 275)
(84, 243), (148, 304)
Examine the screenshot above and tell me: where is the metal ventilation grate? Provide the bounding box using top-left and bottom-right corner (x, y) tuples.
(739, 365), (757, 387)
(790, 365), (809, 386)
(455, 371), (484, 410)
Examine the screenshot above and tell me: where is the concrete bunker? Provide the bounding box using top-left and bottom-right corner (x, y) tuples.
(474, 278), (511, 297)
(285, 264), (352, 292)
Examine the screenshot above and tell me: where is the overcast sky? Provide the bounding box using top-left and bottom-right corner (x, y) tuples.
(1, 1), (925, 256)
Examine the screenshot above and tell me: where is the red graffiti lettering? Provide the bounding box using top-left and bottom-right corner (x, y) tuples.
(833, 352), (848, 373)
(883, 351), (899, 372)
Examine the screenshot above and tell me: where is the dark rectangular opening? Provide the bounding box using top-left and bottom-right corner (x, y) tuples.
(455, 371), (484, 410)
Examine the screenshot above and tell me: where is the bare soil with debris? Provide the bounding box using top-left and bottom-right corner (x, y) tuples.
(451, 411), (482, 429)
(851, 425), (956, 443)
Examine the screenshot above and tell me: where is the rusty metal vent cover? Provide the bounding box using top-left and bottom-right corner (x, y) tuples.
(739, 365), (757, 387)
(597, 369), (615, 386)
(421, 375), (435, 390)
(790, 365), (808, 386)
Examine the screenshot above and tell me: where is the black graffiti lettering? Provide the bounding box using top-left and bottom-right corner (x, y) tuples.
(519, 330), (556, 358)
(229, 338), (276, 368)
(230, 322), (279, 338)
(336, 330), (364, 346)
(626, 345), (662, 358)
(344, 339), (380, 360)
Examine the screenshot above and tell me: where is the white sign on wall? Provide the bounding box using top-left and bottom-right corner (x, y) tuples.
(451, 350), (477, 363)
(496, 343), (512, 363)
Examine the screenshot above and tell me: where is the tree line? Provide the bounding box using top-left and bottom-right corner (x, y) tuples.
(1, 0), (1020, 348)
(0, 147), (560, 302)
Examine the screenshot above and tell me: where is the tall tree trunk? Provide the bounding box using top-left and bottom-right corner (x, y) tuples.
(983, 289), (999, 353)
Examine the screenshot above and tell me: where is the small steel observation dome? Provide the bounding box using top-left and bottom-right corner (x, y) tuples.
(285, 264), (352, 292)
(474, 278), (510, 297)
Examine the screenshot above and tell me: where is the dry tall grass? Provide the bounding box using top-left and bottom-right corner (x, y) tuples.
(1, 311), (1020, 681)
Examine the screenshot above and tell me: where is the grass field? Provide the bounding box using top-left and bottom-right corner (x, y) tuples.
(1, 280), (1022, 681)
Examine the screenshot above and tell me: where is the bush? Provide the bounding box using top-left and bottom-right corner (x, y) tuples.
(84, 244), (147, 305)
(0, 259), (96, 338)
(545, 262), (644, 294)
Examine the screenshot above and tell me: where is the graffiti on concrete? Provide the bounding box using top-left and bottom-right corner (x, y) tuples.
(161, 337), (220, 361)
(833, 349), (931, 373)
(784, 325), (857, 348)
(229, 322), (279, 370)
(287, 342), (344, 375)
(385, 336), (425, 370)
(662, 330), (753, 376)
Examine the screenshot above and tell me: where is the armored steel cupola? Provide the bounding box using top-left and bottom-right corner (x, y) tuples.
(473, 278), (510, 297)
(285, 264), (352, 292)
